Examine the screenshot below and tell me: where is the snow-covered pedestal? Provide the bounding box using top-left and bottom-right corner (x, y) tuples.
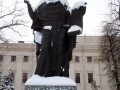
(24, 75), (77, 90)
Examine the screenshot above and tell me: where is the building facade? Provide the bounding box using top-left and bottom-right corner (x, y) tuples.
(0, 36), (110, 90)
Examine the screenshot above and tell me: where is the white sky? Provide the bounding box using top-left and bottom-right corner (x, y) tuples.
(4, 0), (109, 42)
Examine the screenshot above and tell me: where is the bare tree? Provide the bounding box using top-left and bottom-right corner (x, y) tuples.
(0, 0), (27, 32)
(100, 0), (120, 90)
(0, 0), (27, 55)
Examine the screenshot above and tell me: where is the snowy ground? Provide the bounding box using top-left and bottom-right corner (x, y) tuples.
(25, 75), (76, 86)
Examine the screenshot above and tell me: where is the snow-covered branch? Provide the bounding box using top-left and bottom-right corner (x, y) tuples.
(0, 0), (27, 31)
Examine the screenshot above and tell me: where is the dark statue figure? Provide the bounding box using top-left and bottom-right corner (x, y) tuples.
(24, 0), (86, 77)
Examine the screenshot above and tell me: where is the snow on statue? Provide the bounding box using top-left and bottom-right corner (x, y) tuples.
(24, 0), (86, 77)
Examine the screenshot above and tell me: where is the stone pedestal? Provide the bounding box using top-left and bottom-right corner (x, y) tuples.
(24, 75), (77, 90)
(25, 85), (77, 90)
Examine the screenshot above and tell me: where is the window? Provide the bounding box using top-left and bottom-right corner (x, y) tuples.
(75, 56), (80, 62)
(88, 73), (93, 83)
(11, 73), (14, 82)
(87, 56), (92, 63)
(75, 73), (80, 83)
(11, 56), (16, 62)
(23, 56), (29, 62)
(0, 55), (4, 61)
(22, 73), (28, 83)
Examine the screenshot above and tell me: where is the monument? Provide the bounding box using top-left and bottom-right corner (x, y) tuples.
(24, 0), (86, 90)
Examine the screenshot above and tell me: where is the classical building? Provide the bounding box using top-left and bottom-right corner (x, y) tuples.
(0, 36), (110, 90)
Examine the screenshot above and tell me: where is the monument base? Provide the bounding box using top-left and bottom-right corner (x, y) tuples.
(24, 75), (77, 90)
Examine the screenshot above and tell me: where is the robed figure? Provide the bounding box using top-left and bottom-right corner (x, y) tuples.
(24, 0), (86, 77)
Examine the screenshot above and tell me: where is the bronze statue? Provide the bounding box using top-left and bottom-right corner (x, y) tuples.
(24, 0), (86, 77)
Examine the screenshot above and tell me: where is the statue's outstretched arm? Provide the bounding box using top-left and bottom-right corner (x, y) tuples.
(24, 0), (34, 19)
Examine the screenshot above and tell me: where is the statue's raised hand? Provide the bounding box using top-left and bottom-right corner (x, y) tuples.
(24, 0), (29, 3)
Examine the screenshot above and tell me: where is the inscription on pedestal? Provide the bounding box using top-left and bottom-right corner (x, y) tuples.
(25, 85), (77, 90)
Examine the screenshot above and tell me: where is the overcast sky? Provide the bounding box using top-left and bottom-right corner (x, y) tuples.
(4, 0), (109, 42)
